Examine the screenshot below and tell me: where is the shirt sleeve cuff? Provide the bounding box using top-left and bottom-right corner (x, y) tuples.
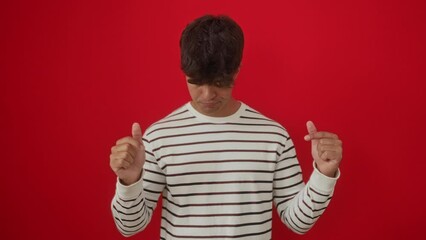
(115, 176), (144, 199)
(309, 161), (340, 193)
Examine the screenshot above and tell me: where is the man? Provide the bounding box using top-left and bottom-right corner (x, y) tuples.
(110, 15), (343, 239)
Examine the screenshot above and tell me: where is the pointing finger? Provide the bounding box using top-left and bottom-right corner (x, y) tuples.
(304, 121), (318, 141)
(306, 121), (317, 134)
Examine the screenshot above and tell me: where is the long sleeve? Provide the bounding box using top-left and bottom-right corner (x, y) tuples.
(111, 137), (166, 237)
(273, 137), (339, 234)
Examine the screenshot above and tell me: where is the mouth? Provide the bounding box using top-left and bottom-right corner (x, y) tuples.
(200, 101), (218, 108)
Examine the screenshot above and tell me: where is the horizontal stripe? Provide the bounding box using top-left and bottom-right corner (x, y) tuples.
(148, 122), (211, 135)
(113, 203), (145, 216)
(287, 214), (307, 233)
(163, 196), (273, 208)
(144, 150), (154, 157)
(274, 171), (302, 181)
(273, 180), (304, 190)
(153, 139), (285, 152)
(274, 163), (300, 172)
(149, 122), (286, 136)
(167, 190), (273, 198)
(145, 159), (157, 165)
(274, 191), (299, 199)
(293, 210), (312, 227)
(162, 159), (275, 170)
(115, 197), (144, 210)
(115, 217), (146, 234)
(307, 190), (333, 204)
(150, 130), (288, 143)
(161, 216), (272, 228)
(117, 192), (141, 203)
(276, 194), (298, 209)
(115, 212), (150, 230)
(240, 116), (275, 122)
(120, 215), (144, 223)
(167, 179), (273, 187)
(280, 146), (295, 155)
(161, 226), (271, 239)
(164, 169), (274, 177)
(144, 188), (163, 195)
(309, 187), (330, 197)
(164, 109), (189, 119)
(312, 197), (331, 204)
(278, 154), (297, 163)
(143, 178), (165, 186)
(145, 168), (165, 176)
(163, 206), (272, 218)
(284, 216), (304, 234)
(153, 116), (196, 126)
(244, 108), (260, 114)
(157, 149), (279, 162)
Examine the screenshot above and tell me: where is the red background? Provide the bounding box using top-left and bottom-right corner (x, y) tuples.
(2, 0), (426, 239)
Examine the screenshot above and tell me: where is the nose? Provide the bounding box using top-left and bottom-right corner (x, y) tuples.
(200, 85), (217, 100)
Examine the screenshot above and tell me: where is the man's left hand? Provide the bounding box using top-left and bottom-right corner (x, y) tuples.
(304, 121), (343, 178)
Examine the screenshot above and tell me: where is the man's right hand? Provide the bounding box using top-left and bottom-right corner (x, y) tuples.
(110, 123), (145, 185)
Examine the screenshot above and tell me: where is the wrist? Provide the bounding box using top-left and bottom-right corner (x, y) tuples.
(315, 162), (337, 178)
(119, 172), (142, 186)
(116, 175), (144, 198)
(119, 178), (136, 186)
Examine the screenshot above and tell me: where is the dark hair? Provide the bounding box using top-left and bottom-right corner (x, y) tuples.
(180, 15), (244, 87)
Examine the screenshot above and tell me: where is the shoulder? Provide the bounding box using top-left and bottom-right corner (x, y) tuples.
(239, 102), (290, 140)
(143, 103), (194, 138)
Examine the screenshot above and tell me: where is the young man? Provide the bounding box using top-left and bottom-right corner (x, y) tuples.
(110, 15), (343, 239)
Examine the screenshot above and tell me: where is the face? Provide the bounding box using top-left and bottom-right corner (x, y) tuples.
(186, 76), (239, 117)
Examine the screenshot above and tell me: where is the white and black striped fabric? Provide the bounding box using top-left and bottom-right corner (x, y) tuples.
(112, 102), (339, 239)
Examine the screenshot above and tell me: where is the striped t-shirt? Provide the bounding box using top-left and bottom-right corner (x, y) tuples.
(112, 102), (339, 239)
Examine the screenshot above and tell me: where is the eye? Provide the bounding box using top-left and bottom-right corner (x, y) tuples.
(213, 79), (233, 88)
(213, 81), (223, 88)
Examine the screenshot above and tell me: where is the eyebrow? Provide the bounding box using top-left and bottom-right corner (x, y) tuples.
(187, 78), (202, 84)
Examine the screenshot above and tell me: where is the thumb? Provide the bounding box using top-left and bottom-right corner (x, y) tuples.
(304, 120), (317, 141)
(132, 122), (143, 144)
